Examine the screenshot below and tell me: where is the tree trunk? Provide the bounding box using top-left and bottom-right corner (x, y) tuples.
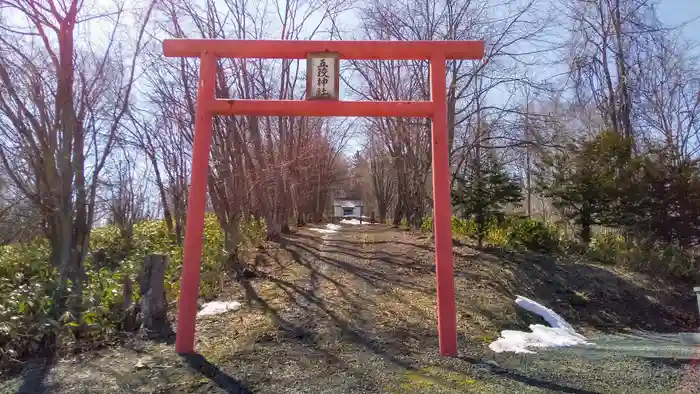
(266, 209), (282, 241)
(120, 276), (136, 332)
(392, 201), (403, 226)
(150, 153), (175, 237)
(580, 210), (593, 245)
(476, 209), (485, 248)
(139, 254), (169, 334)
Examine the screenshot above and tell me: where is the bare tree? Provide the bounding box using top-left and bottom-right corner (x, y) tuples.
(144, 0), (350, 248)
(562, 0), (678, 144)
(340, 0), (557, 227)
(102, 152), (154, 243)
(125, 109), (190, 243)
(0, 172), (42, 245)
(0, 0), (155, 309)
(368, 135), (396, 222)
(633, 31), (700, 160)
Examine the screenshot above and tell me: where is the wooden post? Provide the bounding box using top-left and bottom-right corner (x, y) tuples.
(140, 254), (169, 333)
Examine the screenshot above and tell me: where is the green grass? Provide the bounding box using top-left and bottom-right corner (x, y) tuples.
(386, 366), (480, 393)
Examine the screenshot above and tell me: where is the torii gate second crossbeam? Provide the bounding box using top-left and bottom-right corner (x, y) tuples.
(162, 39), (485, 357)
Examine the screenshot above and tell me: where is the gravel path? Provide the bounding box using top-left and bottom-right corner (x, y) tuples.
(275, 225), (698, 394)
(1, 224), (696, 394)
(487, 332), (699, 394)
(309, 226), (699, 394)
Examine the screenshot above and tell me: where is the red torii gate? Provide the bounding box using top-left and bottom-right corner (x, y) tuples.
(162, 39), (485, 357)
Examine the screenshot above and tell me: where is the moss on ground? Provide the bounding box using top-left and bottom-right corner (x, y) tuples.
(385, 366), (480, 393)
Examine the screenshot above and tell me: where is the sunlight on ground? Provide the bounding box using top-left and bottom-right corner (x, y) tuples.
(386, 366), (479, 393)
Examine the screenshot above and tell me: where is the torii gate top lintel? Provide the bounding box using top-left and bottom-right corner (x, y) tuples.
(166, 38), (484, 359)
(162, 39), (485, 60)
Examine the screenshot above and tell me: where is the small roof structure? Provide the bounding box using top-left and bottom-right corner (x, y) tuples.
(333, 198), (364, 207)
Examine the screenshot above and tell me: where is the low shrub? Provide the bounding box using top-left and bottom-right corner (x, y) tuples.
(241, 217), (267, 248)
(423, 215), (560, 251)
(0, 239), (56, 364)
(589, 231), (626, 264)
(504, 217), (561, 252)
(420, 216), (479, 238)
(589, 232), (697, 280)
(423, 212), (697, 281)
(485, 226), (509, 247)
(420, 216), (433, 233)
(452, 216), (477, 237)
(643, 242), (697, 280)
(0, 214), (267, 370)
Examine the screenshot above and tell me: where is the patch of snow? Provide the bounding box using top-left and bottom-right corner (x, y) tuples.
(340, 219), (369, 225)
(326, 223), (342, 231)
(197, 301), (242, 317)
(515, 296), (576, 331)
(488, 295), (593, 354)
(310, 228), (338, 234)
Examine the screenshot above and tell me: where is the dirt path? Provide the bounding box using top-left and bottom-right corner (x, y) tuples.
(1, 224), (695, 394)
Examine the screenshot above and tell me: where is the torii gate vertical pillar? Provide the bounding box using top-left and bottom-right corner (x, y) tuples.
(175, 52), (217, 353)
(430, 55), (457, 356)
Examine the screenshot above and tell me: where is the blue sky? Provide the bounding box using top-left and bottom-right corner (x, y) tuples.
(60, 0), (700, 158)
(658, 0), (700, 41)
(339, 0), (700, 154)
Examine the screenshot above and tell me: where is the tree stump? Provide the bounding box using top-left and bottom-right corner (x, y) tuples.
(120, 276), (137, 331)
(370, 211), (376, 224)
(139, 254), (169, 334)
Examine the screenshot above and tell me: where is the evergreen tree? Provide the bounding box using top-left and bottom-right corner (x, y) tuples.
(452, 154), (522, 247)
(621, 152), (700, 247)
(536, 130), (631, 244)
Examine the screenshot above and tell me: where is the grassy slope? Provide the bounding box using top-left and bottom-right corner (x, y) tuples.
(1, 225), (697, 394)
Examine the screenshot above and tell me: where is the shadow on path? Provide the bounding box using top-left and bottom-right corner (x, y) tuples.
(16, 357), (54, 394)
(181, 353), (253, 394)
(459, 356), (603, 394)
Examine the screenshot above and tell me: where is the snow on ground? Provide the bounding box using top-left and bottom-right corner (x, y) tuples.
(197, 301), (242, 317)
(340, 219), (369, 225)
(489, 295), (593, 354)
(308, 223), (342, 234)
(310, 228), (338, 234)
